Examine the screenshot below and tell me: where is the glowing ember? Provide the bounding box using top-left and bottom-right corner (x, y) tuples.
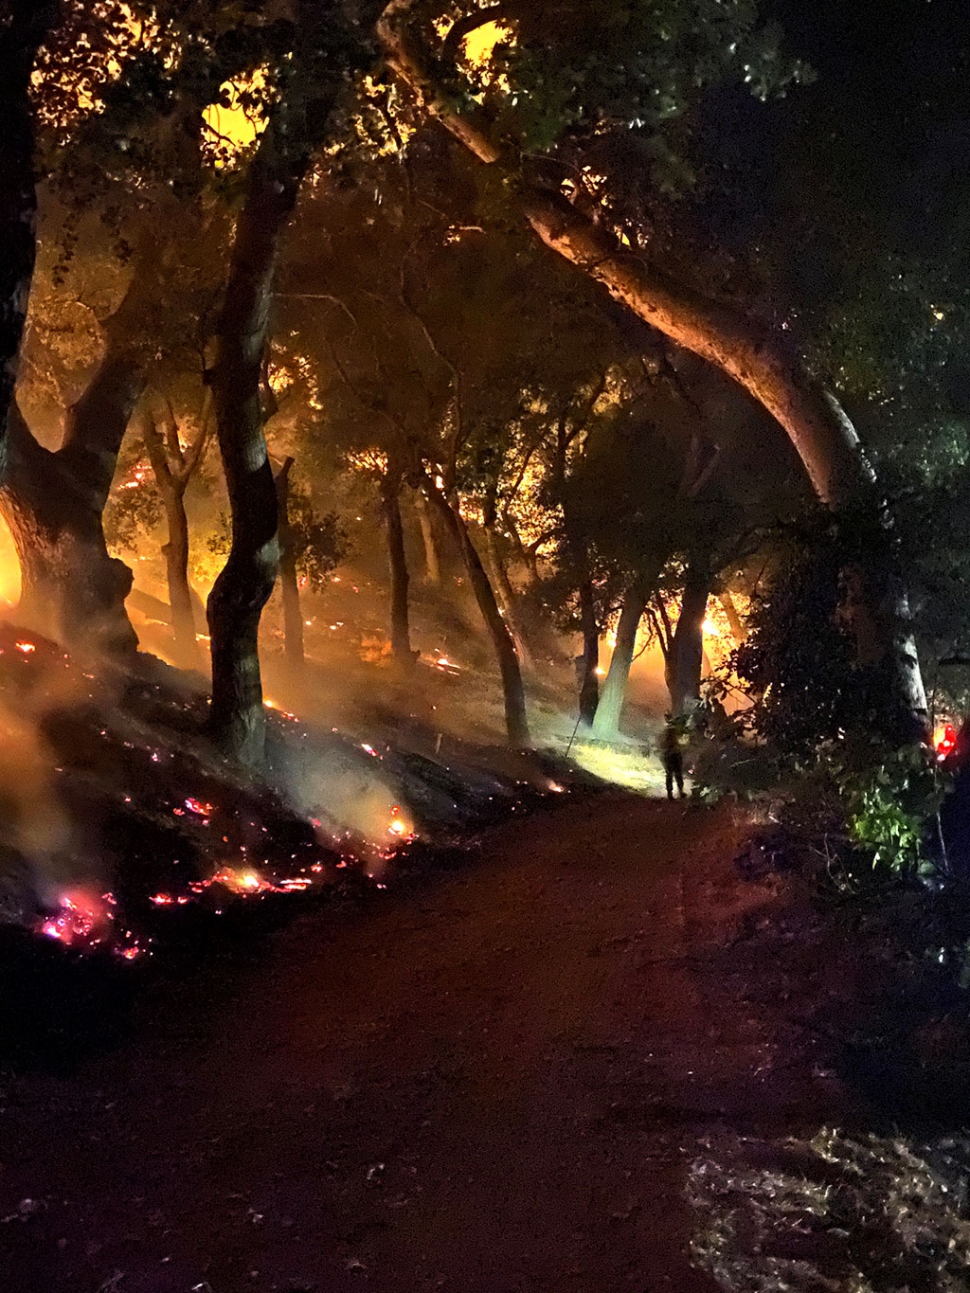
(207, 866), (271, 895)
(37, 890), (111, 949)
(15, 641), (35, 654)
(263, 699), (299, 721)
(223, 868), (263, 892)
(935, 723), (957, 760)
(184, 797), (214, 817)
(387, 805), (414, 840)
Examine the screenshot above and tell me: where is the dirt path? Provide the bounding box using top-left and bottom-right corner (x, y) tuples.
(0, 794), (850, 1293)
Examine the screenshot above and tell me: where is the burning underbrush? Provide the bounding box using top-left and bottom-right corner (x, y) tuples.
(0, 620), (588, 1048)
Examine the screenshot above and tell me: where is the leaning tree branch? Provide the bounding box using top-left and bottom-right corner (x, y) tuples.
(440, 4), (508, 64)
(376, 0), (873, 509)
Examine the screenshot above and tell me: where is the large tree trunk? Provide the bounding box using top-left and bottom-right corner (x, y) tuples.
(719, 590), (747, 646)
(413, 487), (441, 584)
(591, 583), (646, 740)
(482, 494), (534, 670)
(0, 222), (198, 654)
(665, 568), (711, 716)
(381, 466), (413, 664)
(0, 2), (56, 443)
(2, 369), (143, 655)
(377, 1), (928, 735)
(138, 394), (202, 667)
(423, 478), (530, 746)
(207, 125), (307, 765)
(0, 0), (125, 650)
(578, 577), (600, 726)
(161, 489), (198, 667)
(135, 395), (196, 667)
(273, 457), (305, 673)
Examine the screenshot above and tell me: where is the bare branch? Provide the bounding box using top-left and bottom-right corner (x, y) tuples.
(178, 388), (214, 485)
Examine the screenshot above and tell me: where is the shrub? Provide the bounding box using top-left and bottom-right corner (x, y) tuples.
(825, 741), (949, 876)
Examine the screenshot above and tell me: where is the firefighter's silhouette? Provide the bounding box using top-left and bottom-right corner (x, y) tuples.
(660, 714), (689, 800)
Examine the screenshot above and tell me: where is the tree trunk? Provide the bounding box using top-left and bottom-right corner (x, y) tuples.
(719, 590), (746, 646)
(377, 1), (928, 735)
(138, 396), (202, 668)
(578, 577), (600, 726)
(482, 516), (534, 671)
(162, 486), (199, 667)
(2, 393), (141, 655)
(0, 221), (201, 654)
(207, 124), (307, 765)
(665, 569), (711, 715)
(413, 487), (441, 584)
(0, 0), (138, 656)
(273, 457), (305, 673)
(0, 2), (56, 444)
(381, 467), (413, 664)
(591, 583), (646, 740)
(423, 478), (530, 746)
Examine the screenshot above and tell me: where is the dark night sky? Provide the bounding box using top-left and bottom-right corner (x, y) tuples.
(771, 0), (970, 244)
(694, 0), (970, 296)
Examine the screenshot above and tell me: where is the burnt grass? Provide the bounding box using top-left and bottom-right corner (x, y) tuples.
(0, 623), (598, 1072)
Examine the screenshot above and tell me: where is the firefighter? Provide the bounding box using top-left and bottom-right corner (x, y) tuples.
(660, 713), (689, 800)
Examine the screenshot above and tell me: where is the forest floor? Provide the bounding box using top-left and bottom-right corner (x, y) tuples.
(3, 789), (948, 1293)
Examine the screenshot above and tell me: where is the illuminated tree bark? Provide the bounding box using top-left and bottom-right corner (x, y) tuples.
(140, 391), (210, 668)
(413, 488), (441, 584)
(422, 475), (530, 746)
(381, 462), (413, 664)
(3, 353), (144, 655)
(377, 1), (928, 737)
(0, 1), (57, 445)
(273, 456), (305, 672)
(2, 208), (207, 654)
(591, 582), (645, 740)
(719, 590), (747, 646)
(577, 577), (600, 726)
(482, 484), (533, 670)
(207, 123), (308, 765)
(665, 566), (711, 716)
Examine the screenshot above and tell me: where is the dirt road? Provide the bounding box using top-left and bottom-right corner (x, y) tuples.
(0, 794), (849, 1293)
